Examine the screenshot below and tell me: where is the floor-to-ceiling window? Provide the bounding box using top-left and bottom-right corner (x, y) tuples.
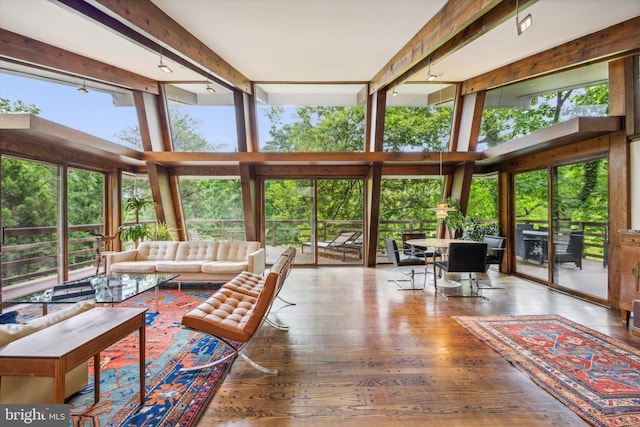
(514, 159), (608, 302)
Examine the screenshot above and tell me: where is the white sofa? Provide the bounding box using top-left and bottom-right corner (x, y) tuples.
(106, 240), (266, 282)
(0, 300), (96, 404)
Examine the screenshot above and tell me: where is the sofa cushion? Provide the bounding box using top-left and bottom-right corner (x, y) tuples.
(217, 241), (261, 262)
(175, 241), (219, 261)
(156, 261), (205, 273)
(0, 300), (95, 347)
(201, 261), (248, 275)
(135, 241), (180, 261)
(110, 261), (159, 273)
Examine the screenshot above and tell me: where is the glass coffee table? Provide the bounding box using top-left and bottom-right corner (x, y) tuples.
(8, 273), (179, 314)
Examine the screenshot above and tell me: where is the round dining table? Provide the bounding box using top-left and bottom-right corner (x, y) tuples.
(404, 238), (472, 288)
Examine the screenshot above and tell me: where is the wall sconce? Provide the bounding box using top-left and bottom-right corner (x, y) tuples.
(77, 78), (89, 94)
(516, 0), (532, 35)
(392, 87), (398, 96)
(206, 82), (216, 94)
(158, 50), (172, 73)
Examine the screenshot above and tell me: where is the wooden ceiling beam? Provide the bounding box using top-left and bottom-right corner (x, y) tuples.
(369, 0), (507, 94)
(461, 16), (640, 95)
(0, 28), (158, 94)
(89, 0), (252, 94)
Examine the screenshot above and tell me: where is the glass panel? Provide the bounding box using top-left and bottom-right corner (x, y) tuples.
(514, 169), (548, 281)
(379, 178), (443, 259)
(551, 159), (608, 300)
(316, 179), (364, 265)
(264, 180), (313, 264)
(0, 67), (139, 144)
(465, 175), (500, 240)
(67, 168), (104, 276)
(383, 83), (453, 152)
(479, 63), (609, 151)
(1, 157), (59, 293)
(165, 82), (238, 151)
(256, 83), (366, 152)
(121, 174), (155, 249)
(178, 177), (245, 241)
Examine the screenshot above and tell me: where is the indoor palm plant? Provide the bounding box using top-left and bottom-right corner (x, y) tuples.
(120, 195), (156, 247)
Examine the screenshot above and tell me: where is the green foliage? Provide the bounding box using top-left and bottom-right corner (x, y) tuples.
(463, 219), (499, 241)
(0, 98), (40, 114)
(120, 195), (156, 243)
(147, 222), (175, 241)
(120, 223), (149, 242)
(439, 197), (465, 235)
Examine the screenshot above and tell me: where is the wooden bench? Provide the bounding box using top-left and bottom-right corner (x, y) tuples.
(180, 248), (296, 374)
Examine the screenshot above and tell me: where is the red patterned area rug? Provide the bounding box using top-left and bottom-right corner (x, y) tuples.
(21, 286), (231, 427)
(453, 314), (640, 427)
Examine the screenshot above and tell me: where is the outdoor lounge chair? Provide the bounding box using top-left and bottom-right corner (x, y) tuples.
(301, 231), (356, 261)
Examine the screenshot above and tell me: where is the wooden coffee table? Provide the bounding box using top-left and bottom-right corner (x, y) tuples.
(0, 307), (147, 405)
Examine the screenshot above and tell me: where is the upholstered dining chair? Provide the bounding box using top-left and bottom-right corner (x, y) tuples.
(433, 242), (488, 298)
(384, 237), (428, 290)
(401, 232), (441, 265)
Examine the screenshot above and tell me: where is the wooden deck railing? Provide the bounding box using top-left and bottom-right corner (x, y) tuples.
(1, 219), (609, 290)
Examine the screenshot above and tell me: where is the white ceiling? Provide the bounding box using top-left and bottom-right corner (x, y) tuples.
(1, 0), (639, 104)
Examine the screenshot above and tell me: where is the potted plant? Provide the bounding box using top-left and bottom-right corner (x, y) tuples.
(463, 219), (500, 241)
(120, 195), (156, 247)
(438, 198), (465, 239)
(147, 221), (175, 241)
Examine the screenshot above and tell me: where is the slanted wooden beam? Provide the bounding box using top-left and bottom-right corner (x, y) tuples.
(370, 0), (507, 94)
(0, 28), (158, 94)
(461, 16), (640, 95)
(90, 0), (252, 94)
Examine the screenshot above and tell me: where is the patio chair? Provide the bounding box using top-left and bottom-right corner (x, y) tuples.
(554, 230), (584, 270)
(384, 237), (428, 290)
(301, 231), (356, 261)
(434, 242), (488, 299)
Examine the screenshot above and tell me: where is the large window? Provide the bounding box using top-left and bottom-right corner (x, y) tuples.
(378, 177), (443, 256)
(0, 66), (139, 144)
(479, 63), (609, 150)
(383, 83), (453, 152)
(256, 84), (366, 152)
(178, 177), (245, 241)
(165, 83), (238, 152)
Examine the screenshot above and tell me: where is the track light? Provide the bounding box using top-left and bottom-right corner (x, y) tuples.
(425, 58), (437, 81)
(516, 0), (532, 35)
(78, 78), (88, 94)
(206, 83), (216, 94)
(158, 50), (172, 73)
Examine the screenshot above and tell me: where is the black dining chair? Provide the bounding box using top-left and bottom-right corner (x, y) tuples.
(384, 237), (428, 290)
(554, 230), (584, 270)
(401, 232), (441, 265)
(433, 242), (488, 298)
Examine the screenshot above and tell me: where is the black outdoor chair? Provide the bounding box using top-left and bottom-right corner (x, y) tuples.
(384, 237), (428, 290)
(554, 230), (584, 270)
(433, 242), (488, 299)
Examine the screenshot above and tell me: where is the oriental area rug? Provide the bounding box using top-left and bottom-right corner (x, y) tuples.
(453, 314), (640, 427)
(17, 285), (231, 427)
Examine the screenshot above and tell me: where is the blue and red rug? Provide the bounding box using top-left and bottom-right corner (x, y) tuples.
(454, 314), (640, 427)
(18, 285), (230, 427)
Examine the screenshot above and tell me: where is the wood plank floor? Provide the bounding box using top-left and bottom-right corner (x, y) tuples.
(196, 265), (639, 426)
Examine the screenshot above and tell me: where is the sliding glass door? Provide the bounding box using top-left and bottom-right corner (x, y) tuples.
(513, 158), (608, 302)
(263, 178), (363, 265)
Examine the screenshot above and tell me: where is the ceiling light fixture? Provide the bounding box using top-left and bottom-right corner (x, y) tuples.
(426, 57), (438, 81)
(429, 151), (456, 219)
(77, 78), (89, 94)
(158, 49), (172, 73)
(516, 0), (532, 35)
(206, 82), (216, 94)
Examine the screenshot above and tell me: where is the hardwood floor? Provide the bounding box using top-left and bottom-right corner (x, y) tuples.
(197, 265), (639, 426)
